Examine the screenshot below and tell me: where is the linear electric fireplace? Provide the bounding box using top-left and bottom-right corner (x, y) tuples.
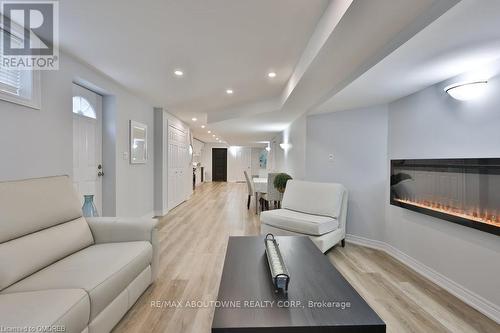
(390, 158), (500, 236)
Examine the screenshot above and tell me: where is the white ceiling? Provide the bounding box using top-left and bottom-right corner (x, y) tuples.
(311, 0), (500, 114)
(59, 0), (328, 143)
(58, 0), (477, 146)
(202, 0), (459, 145)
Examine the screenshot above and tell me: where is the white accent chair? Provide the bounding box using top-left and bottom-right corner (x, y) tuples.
(260, 180), (348, 253)
(0, 176), (159, 333)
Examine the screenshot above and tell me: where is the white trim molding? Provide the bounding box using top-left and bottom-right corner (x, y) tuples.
(152, 208), (169, 218)
(346, 234), (500, 324)
(142, 211), (157, 219)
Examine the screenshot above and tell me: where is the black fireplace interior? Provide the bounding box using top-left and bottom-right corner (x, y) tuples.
(390, 158), (500, 236)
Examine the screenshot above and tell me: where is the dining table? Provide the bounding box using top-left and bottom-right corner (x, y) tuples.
(252, 177), (267, 214)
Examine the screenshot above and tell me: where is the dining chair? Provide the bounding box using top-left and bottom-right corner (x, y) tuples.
(243, 171), (255, 210)
(261, 173), (280, 211)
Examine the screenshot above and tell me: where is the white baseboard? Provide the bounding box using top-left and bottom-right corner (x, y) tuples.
(152, 207), (170, 218)
(346, 234), (500, 324)
(142, 211), (157, 219)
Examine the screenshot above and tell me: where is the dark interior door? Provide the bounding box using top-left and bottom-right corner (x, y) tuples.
(212, 148), (227, 182)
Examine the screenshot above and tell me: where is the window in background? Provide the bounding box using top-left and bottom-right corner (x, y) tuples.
(72, 96), (96, 119)
(0, 28), (41, 109)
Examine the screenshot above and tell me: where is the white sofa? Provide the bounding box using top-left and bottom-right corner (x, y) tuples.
(260, 180), (348, 253)
(0, 176), (159, 333)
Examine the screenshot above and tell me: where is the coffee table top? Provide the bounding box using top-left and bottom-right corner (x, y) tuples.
(212, 236), (385, 333)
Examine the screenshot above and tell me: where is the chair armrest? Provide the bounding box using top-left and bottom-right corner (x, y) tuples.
(86, 217), (158, 244)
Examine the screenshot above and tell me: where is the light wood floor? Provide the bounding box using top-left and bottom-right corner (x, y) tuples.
(113, 182), (499, 333)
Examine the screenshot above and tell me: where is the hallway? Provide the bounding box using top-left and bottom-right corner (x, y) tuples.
(114, 182), (260, 332)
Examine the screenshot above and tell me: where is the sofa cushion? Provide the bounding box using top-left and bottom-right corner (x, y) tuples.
(3, 241), (152, 320)
(0, 176), (84, 243)
(0, 289), (90, 333)
(282, 180), (345, 219)
(0, 217), (94, 290)
(0, 176), (95, 291)
(261, 209), (339, 236)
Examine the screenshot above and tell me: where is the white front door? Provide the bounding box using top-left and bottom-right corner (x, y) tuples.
(72, 84), (103, 214)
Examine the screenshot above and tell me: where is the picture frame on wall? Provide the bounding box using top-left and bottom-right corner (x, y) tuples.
(130, 120), (148, 164)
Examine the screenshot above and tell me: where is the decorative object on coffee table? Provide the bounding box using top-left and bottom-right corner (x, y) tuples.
(273, 173), (292, 193)
(264, 234), (290, 292)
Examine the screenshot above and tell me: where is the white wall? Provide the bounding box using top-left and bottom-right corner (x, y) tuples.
(193, 138), (204, 163)
(228, 146), (251, 182)
(193, 138), (205, 187)
(387, 74), (500, 311)
(306, 106), (388, 241)
(201, 143), (254, 182)
(201, 143), (229, 182)
(114, 89), (155, 217)
(283, 114), (307, 179)
(272, 113), (307, 179)
(0, 52), (155, 217)
(269, 135), (282, 173)
(153, 108), (165, 216)
(102, 95), (117, 216)
(301, 72), (500, 320)
(200, 144), (265, 181)
(251, 147), (265, 178)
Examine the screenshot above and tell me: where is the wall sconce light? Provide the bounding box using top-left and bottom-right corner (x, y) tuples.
(229, 146), (241, 156)
(445, 81), (488, 101)
(279, 143), (292, 150)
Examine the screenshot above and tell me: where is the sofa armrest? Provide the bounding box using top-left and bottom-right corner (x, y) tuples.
(87, 217), (160, 282)
(86, 217), (158, 244)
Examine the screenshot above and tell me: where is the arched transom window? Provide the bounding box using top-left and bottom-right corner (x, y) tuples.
(72, 96), (96, 119)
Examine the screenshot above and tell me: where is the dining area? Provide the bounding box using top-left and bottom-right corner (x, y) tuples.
(244, 170), (291, 214)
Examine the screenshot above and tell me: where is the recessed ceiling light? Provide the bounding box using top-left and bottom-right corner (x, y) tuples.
(201, 125), (205, 128)
(208, 130), (211, 133)
(212, 134), (216, 137)
(192, 117), (197, 121)
(268, 72), (276, 78)
(226, 89), (233, 95)
(216, 137), (219, 140)
(174, 70), (184, 76)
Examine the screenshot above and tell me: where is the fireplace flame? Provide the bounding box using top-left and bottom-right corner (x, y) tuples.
(394, 198), (500, 228)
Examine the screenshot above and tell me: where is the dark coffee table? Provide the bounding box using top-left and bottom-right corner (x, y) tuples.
(212, 236), (385, 333)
